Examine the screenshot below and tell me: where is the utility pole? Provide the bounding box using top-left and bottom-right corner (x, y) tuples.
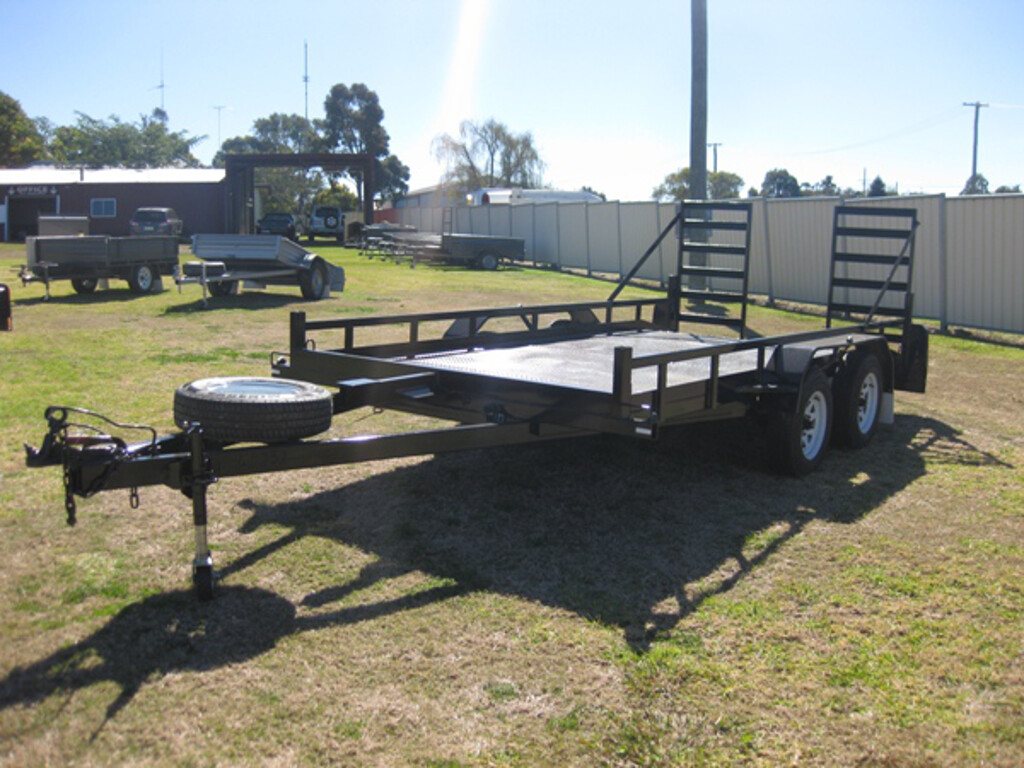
(690, 0), (708, 201)
(962, 101), (988, 178)
(213, 106), (225, 148)
(707, 142), (722, 173)
(153, 48), (166, 113)
(689, 0), (709, 288)
(303, 42), (310, 122)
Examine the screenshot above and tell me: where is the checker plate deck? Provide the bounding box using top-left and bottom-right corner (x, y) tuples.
(399, 330), (762, 395)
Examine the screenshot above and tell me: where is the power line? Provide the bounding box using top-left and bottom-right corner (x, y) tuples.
(794, 107), (962, 156)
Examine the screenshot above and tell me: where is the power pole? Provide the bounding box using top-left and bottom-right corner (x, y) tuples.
(962, 101), (988, 178)
(707, 142), (722, 173)
(690, 0), (708, 201)
(303, 42), (310, 122)
(153, 49), (166, 113)
(689, 0), (709, 288)
(213, 106), (225, 148)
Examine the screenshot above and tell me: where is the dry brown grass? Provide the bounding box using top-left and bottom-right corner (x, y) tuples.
(0, 243), (1021, 766)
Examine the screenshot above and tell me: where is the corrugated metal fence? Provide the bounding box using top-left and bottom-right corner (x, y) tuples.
(393, 194), (1024, 334)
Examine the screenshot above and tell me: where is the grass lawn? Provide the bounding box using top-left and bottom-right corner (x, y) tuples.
(0, 240), (1021, 766)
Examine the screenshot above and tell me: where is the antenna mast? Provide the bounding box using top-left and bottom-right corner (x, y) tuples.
(158, 48), (165, 111)
(303, 41), (309, 121)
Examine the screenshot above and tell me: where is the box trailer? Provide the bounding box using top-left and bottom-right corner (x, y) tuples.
(19, 235), (179, 297)
(25, 204), (928, 601)
(363, 229), (525, 270)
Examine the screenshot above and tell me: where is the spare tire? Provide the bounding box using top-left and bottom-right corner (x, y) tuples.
(174, 377), (333, 443)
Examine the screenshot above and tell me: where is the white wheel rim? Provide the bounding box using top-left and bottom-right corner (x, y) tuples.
(856, 371), (880, 434)
(801, 391), (828, 460)
(138, 267), (152, 290)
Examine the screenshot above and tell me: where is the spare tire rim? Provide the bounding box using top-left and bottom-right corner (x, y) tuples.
(202, 378), (312, 397)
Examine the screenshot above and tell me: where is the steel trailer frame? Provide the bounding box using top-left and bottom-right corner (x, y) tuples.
(24, 203), (929, 600)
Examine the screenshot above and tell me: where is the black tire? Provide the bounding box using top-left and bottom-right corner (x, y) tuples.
(208, 280), (239, 297)
(477, 252), (499, 271)
(129, 263), (156, 294)
(766, 367), (832, 476)
(833, 352), (883, 449)
(299, 259), (329, 300)
(71, 278), (98, 294)
(174, 376), (333, 443)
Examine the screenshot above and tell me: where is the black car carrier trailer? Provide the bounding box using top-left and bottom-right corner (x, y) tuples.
(24, 203), (929, 600)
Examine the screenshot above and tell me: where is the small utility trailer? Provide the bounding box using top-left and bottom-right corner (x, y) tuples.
(25, 203), (928, 601)
(178, 234), (345, 304)
(365, 229), (525, 270)
(19, 235), (179, 297)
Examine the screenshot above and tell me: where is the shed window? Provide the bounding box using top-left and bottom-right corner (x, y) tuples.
(90, 198), (117, 218)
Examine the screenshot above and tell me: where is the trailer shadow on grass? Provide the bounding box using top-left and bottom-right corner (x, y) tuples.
(0, 414), (1001, 729)
(15, 289), (158, 306)
(162, 291), (315, 313)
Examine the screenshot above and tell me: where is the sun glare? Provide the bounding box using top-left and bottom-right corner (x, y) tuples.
(432, 0), (489, 137)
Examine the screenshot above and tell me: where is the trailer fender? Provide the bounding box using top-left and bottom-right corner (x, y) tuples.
(767, 343), (820, 386)
(895, 324), (929, 393)
(299, 255), (345, 297)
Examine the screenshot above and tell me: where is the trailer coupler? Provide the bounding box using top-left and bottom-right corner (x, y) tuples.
(24, 406), (157, 526)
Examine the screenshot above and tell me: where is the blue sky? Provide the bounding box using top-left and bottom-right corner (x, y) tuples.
(3, 0), (1022, 200)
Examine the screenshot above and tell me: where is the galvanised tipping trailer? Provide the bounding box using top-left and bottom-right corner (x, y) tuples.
(178, 234), (345, 304)
(25, 203), (928, 600)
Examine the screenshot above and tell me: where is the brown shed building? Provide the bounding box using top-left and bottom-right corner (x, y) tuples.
(0, 167), (226, 241)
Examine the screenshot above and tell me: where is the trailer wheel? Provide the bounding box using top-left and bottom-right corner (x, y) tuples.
(174, 377), (333, 443)
(299, 259), (329, 300)
(833, 351), (883, 449)
(129, 264), (155, 293)
(767, 367), (832, 476)
(477, 252), (499, 271)
(71, 278), (98, 294)
(208, 280), (239, 297)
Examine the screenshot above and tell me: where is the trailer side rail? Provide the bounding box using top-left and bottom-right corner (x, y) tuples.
(291, 297), (675, 360)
